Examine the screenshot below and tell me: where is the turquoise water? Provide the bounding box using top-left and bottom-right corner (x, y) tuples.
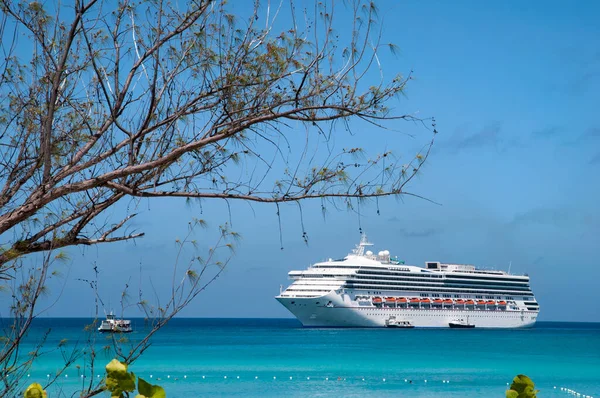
(8, 319), (600, 397)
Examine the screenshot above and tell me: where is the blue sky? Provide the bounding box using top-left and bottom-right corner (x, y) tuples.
(15, 1), (599, 322)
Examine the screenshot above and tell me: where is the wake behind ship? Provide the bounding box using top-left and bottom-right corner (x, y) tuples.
(276, 235), (539, 328)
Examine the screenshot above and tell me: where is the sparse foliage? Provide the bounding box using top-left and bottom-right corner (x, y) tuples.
(0, 0), (435, 396)
(24, 359), (165, 398)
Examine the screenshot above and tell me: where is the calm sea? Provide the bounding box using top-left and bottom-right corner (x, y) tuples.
(7, 318), (600, 397)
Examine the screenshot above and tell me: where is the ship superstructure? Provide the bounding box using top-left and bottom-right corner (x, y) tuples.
(276, 235), (539, 328)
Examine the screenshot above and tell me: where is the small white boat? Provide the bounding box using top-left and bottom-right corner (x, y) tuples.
(385, 316), (414, 328)
(98, 312), (133, 333)
(448, 318), (475, 329)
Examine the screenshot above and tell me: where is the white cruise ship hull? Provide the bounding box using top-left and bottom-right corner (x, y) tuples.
(276, 235), (540, 329)
(276, 293), (538, 328)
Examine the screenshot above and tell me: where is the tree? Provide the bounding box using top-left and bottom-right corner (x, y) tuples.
(0, 0), (435, 396)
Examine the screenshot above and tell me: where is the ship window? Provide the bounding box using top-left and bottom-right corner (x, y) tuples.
(291, 301), (295, 304)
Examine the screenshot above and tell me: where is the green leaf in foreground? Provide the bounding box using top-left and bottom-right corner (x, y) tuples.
(106, 359), (136, 397)
(136, 377), (166, 398)
(24, 383), (47, 398)
(506, 374), (539, 398)
(506, 390), (519, 398)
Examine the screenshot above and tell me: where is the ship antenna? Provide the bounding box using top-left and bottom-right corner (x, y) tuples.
(508, 261), (512, 275)
(352, 232), (373, 256)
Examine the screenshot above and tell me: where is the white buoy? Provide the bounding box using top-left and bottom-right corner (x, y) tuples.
(150, 375), (153, 378)
(273, 376), (276, 380)
(237, 376), (240, 379)
(97, 375), (100, 378)
(325, 377), (329, 381)
(383, 378), (386, 382)
(167, 375), (170, 379)
(47, 374), (50, 378)
(362, 378), (365, 381)
(404, 379), (407, 382)
(81, 375), (84, 378)
(65, 375), (68, 378)
(289, 376), (292, 380)
(307, 377), (310, 380)
(27, 374), (30, 377)
(255, 376), (258, 379)
(202, 375), (205, 379)
(424, 379), (427, 383)
(447, 380), (450, 383)
(184, 375), (187, 379)
(224, 376), (227, 379)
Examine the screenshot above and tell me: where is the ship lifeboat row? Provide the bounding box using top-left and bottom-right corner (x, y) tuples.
(371, 297), (508, 307)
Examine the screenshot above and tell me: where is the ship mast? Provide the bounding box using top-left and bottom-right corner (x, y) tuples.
(352, 233), (373, 256)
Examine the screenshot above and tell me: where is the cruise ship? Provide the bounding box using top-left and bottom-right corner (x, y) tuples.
(276, 235), (539, 328)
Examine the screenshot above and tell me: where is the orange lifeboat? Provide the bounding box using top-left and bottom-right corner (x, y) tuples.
(372, 297), (382, 304)
(420, 298), (431, 304)
(498, 301), (507, 306)
(443, 299), (453, 304)
(409, 298), (420, 305)
(455, 299), (465, 305)
(385, 297), (396, 303)
(433, 298), (443, 304)
(476, 300), (486, 305)
(486, 300), (496, 305)
(396, 297), (408, 304)
(465, 300), (475, 305)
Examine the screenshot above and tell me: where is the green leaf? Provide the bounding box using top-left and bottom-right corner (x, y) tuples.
(24, 383), (47, 398)
(506, 389), (519, 398)
(136, 377), (166, 398)
(105, 359), (136, 396)
(508, 374), (537, 398)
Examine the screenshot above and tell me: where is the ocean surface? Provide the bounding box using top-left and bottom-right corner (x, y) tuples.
(7, 318), (600, 397)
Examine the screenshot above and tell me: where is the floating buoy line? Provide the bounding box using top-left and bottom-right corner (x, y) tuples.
(43, 373), (455, 383)
(31, 372), (595, 396)
(559, 386), (594, 398)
